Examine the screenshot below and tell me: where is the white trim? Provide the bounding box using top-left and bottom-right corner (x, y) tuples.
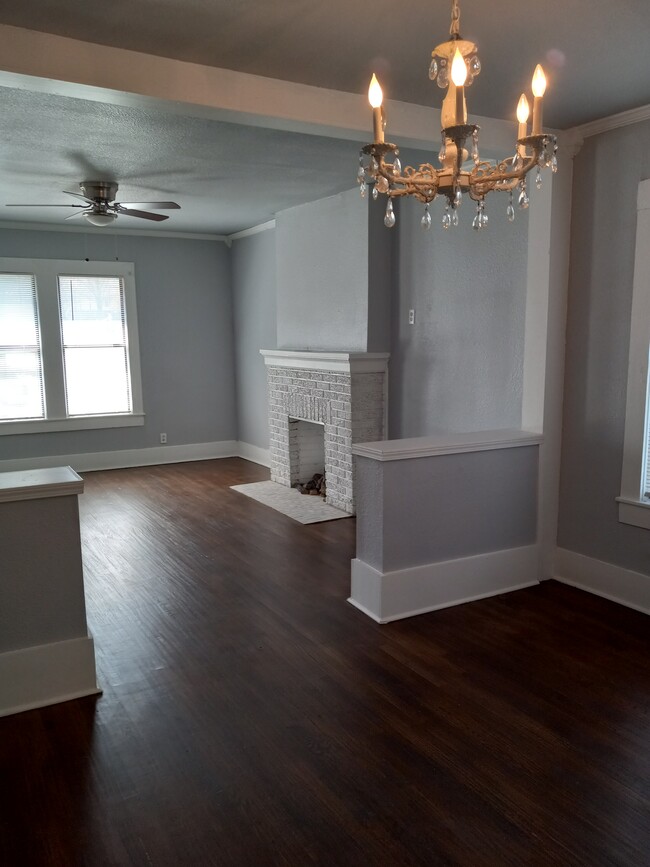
(0, 440), (239, 473)
(261, 349), (390, 374)
(619, 179), (650, 516)
(0, 635), (101, 718)
(569, 103), (650, 142)
(0, 465), (83, 503)
(349, 545), (540, 623)
(0, 413), (145, 436)
(352, 429), (542, 461)
(237, 442), (271, 468)
(615, 499), (650, 530)
(554, 548), (650, 615)
(228, 220), (276, 242)
(0, 220), (228, 242)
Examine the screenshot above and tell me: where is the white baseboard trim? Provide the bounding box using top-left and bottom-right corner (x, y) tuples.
(0, 635), (101, 718)
(237, 442), (271, 467)
(0, 440), (240, 473)
(350, 545), (540, 623)
(554, 548), (650, 615)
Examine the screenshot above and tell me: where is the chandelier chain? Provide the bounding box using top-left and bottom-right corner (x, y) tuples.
(450, 0), (460, 37)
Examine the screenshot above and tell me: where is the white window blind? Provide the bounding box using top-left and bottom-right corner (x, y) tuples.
(58, 275), (132, 416)
(0, 272), (45, 421)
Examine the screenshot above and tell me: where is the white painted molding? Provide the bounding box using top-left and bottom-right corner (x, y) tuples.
(352, 429), (542, 462)
(261, 349), (390, 374)
(0, 412), (145, 437)
(0, 25), (519, 154)
(616, 498), (650, 530)
(0, 440), (239, 474)
(554, 548), (650, 615)
(569, 102), (650, 142)
(0, 635), (101, 718)
(0, 219), (228, 242)
(228, 220), (276, 243)
(349, 545), (540, 623)
(237, 442), (271, 468)
(0, 466), (83, 503)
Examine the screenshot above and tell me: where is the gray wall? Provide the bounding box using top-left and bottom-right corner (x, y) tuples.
(0, 228), (236, 460)
(0, 495), (87, 652)
(558, 120), (650, 575)
(231, 228), (277, 450)
(276, 188), (370, 351)
(389, 197), (528, 438)
(356, 445), (538, 572)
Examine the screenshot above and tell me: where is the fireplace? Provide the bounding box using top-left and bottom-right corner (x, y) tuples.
(261, 351), (389, 514)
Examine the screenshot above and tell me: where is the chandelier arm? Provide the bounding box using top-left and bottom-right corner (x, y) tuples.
(469, 149), (540, 195)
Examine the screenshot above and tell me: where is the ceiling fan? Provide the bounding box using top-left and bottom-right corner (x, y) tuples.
(6, 181), (181, 226)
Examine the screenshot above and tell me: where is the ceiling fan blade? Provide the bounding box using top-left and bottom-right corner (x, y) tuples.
(64, 210), (88, 220)
(118, 208), (169, 222)
(5, 204), (86, 208)
(116, 201), (180, 210)
(63, 190), (96, 204)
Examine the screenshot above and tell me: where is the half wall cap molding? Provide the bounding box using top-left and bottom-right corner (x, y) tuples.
(260, 349), (390, 374)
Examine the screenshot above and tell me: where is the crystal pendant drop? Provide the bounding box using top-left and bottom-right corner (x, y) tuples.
(384, 200), (396, 228)
(376, 175), (390, 194)
(439, 138), (447, 164)
(472, 212), (480, 231)
(437, 68), (449, 89)
(481, 212), (488, 229)
(535, 168), (542, 190)
(359, 180), (367, 199)
(372, 186), (379, 201)
(518, 187), (529, 209)
(551, 154), (558, 174)
(454, 189), (462, 207)
(442, 207), (451, 230)
(370, 156), (378, 173)
(421, 205), (432, 230)
(471, 130), (480, 165)
(357, 166), (365, 184)
(428, 58), (438, 80)
(507, 203), (515, 222)
(393, 157), (402, 175)
(452, 210), (459, 228)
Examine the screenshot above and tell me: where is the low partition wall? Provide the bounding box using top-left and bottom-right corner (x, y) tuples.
(350, 430), (543, 622)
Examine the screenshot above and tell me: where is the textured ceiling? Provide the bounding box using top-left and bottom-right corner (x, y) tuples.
(0, 87), (363, 234)
(0, 1), (648, 235)
(0, 0), (648, 129)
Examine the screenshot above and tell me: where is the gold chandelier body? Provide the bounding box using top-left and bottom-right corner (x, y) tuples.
(358, 0), (558, 230)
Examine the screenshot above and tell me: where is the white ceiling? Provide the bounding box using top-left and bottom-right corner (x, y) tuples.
(0, 0), (648, 235)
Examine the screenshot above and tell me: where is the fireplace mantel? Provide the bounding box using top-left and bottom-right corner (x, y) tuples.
(261, 350), (389, 374)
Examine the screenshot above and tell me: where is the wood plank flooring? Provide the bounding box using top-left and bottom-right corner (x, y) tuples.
(1, 458), (649, 866)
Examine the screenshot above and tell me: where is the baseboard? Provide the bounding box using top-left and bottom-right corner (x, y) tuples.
(349, 545), (540, 623)
(0, 635), (101, 718)
(0, 440), (240, 473)
(237, 442), (271, 468)
(554, 548), (650, 615)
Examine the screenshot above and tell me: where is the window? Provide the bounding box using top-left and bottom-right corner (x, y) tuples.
(0, 259), (144, 435)
(618, 181), (650, 529)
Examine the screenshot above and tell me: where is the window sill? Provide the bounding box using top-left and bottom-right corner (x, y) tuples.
(616, 496), (650, 530)
(0, 413), (145, 436)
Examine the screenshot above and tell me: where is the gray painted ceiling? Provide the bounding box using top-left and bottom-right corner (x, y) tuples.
(0, 0), (648, 129)
(0, 1), (648, 235)
(0, 87), (362, 234)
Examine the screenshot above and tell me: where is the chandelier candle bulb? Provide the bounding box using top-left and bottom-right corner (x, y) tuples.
(516, 93), (530, 140)
(531, 64), (547, 135)
(368, 74), (385, 144)
(451, 48), (468, 124)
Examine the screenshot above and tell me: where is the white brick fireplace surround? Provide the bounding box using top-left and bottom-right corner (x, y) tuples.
(260, 351), (389, 514)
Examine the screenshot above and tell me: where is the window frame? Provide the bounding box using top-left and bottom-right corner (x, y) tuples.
(617, 180), (650, 529)
(0, 258), (144, 436)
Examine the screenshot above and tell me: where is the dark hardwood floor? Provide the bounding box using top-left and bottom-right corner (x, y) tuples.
(1, 458), (649, 866)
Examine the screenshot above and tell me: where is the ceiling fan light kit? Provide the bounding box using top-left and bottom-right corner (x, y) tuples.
(358, 0), (558, 230)
(6, 180), (181, 227)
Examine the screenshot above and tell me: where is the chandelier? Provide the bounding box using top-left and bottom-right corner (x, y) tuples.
(357, 0), (558, 230)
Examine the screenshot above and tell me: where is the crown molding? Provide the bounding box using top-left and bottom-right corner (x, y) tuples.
(569, 103), (650, 141)
(228, 220), (276, 243)
(0, 219), (228, 242)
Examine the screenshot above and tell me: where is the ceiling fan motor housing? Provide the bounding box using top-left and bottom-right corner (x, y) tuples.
(79, 181), (118, 202)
